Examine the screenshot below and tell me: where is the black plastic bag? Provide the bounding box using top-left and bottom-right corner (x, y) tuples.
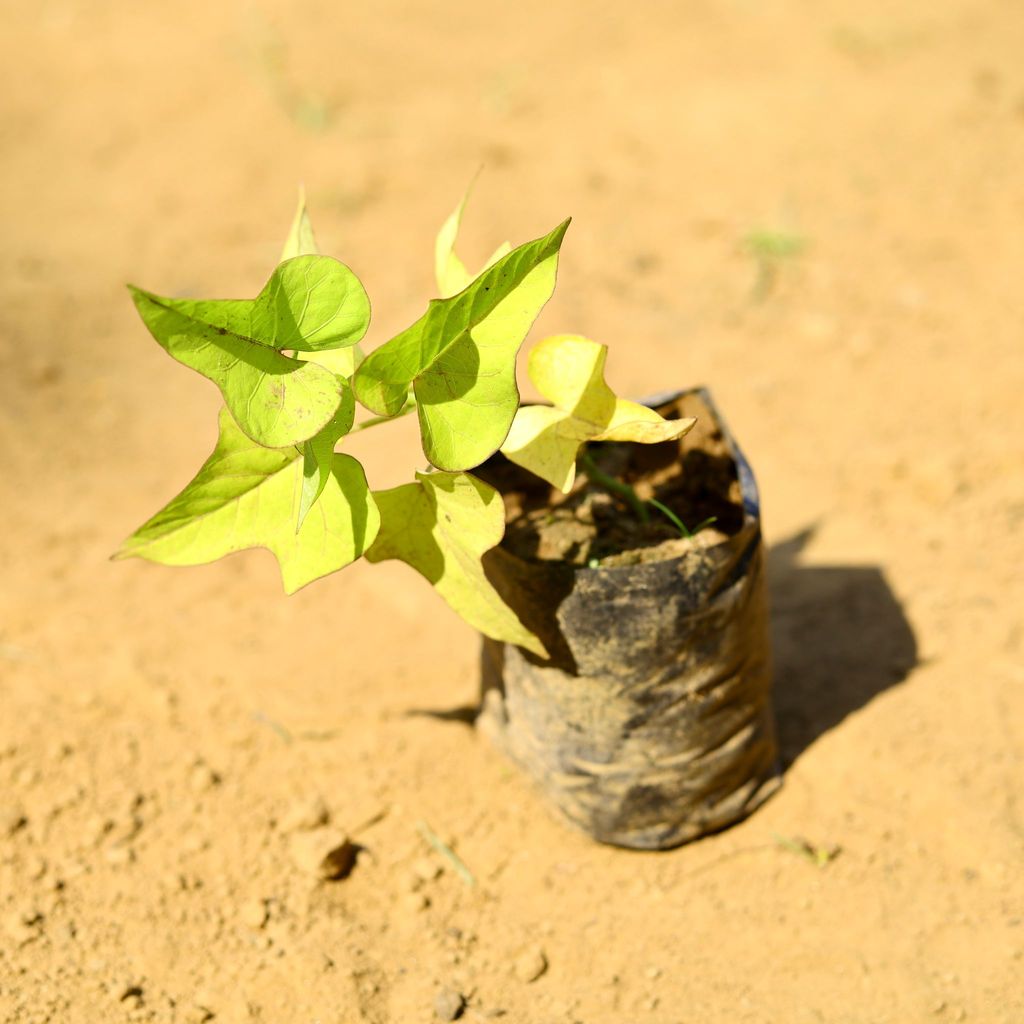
(477, 388), (780, 850)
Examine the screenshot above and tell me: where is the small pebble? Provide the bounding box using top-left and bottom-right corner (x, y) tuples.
(433, 987), (466, 1021)
(188, 991), (216, 1023)
(239, 898), (268, 930)
(289, 828), (357, 880)
(181, 832), (209, 855)
(514, 947), (548, 983)
(119, 984), (145, 1006)
(0, 804), (27, 837)
(189, 763), (220, 794)
(412, 856), (442, 882)
(104, 845), (135, 867)
(84, 814), (114, 846)
(279, 794), (329, 833)
(13, 765), (39, 787)
(400, 892), (430, 914)
(5, 907), (43, 945)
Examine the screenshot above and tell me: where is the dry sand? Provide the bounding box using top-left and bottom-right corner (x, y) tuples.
(1, 1), (1023, 1021)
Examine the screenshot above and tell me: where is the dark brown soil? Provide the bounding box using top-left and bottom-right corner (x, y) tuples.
(478, 392), (746, 566)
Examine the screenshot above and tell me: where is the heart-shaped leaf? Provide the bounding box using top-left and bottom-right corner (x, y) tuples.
(130, 255), (370, 448)
(277, 199), (368, 380)
(116, 408), (379, 594)
(501, 334), (697, 491)
(132, 254), (369, 355)
(353, 219), (570, 471)
(365, 472), (546, 656)
(129, 286), (340, 449)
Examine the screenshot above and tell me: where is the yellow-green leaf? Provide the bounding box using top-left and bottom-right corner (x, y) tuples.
(279, 194), (367, 387)
(353, 219), (570, 471)
(501, 334), (697, 491)
(365, 472), (546, 656)
(297, 379), (356, 531)
(280, 187), (319, 261)
(116, 409), (379, 594)
(434, 189), (511, 298)
(298, 344), (365, 379)
(129, 254), (370, 448)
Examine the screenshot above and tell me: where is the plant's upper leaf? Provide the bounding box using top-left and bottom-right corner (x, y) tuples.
(354, 219), (570, 471)
(129, 256), (370, 448)
(129, 286), (340, 449)
(133, 255), (369, 355)
(434, 190), (511, 298)
(115, 408), (379, 594)
(364, 472), (546, 656)
(279, 193), (367, 377)
(501, 334), (697, 491)
(130, 285), (342, 448)
(280, 188), (319, 261)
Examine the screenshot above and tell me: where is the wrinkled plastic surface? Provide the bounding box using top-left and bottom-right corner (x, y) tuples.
(478, 388), (780, 850)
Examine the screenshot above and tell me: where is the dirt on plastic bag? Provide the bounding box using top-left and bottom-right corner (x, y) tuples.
(476, 388), (780, 850)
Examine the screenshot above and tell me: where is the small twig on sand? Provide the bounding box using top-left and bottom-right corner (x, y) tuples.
(251, 710), (293, 743)
(417, 820), (476, 887)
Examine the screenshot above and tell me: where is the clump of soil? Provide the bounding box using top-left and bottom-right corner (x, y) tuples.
(478, 391), (746, 567)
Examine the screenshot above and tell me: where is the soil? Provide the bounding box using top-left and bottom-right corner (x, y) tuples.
(483, 391), (746, 566)
(2, 2), (1024, 1022)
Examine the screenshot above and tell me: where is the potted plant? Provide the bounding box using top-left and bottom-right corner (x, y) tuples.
(117, 193), (779, 850)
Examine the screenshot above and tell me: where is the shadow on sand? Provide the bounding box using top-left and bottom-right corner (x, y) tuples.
(767, 527), (917, 766)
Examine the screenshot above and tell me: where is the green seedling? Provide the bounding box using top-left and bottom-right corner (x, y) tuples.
(743, 227), (805, 301)
(774, 833), (842, 868)
(580, 452), (717, 541)
(247, 20), (336, 133)
(116, 191), (699, 655)
(647, 501), (717, 540)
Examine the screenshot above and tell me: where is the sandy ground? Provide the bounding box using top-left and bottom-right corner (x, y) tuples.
(2, 1), (1023, 1021)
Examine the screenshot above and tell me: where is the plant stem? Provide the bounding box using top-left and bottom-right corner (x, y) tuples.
(580, 451), (648, 524)
(349, 399), (417, 433)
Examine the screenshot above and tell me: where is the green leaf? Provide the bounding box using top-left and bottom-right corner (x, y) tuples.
(130, 285), (341, 448)
(279, 190), (359, 522)
(501, 334), (697, 491)
(116, 408), (379, 594)
(278, 194), (368, 385)
(280, 187), (319, 261)
(434, 188), (511, 298)
(129, 256), (370, 447)
(298, 379), (356, 530)
(129, 287), (339, 449)
(132, 255), (369, 354)
(365, 472), (546, 656)
(298, 343), (365, 379)
(434, 193), (472, 299)
(354, 218), (570, 471)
